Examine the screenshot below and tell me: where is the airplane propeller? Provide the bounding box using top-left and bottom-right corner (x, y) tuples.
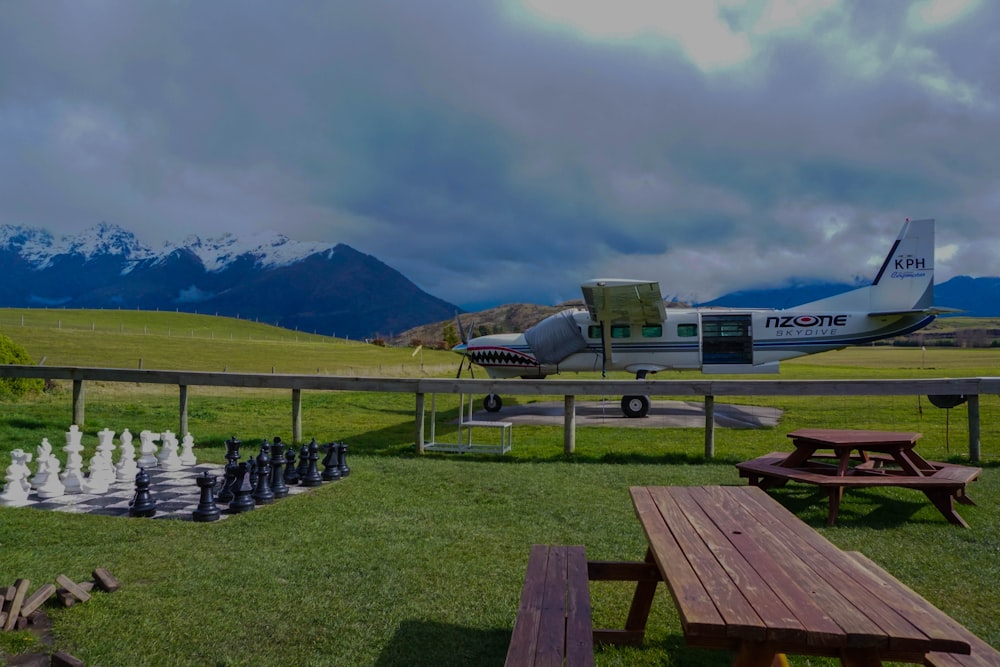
(453, 313), (475, 379)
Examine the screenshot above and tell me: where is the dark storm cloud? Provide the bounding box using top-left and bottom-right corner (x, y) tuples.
(1, 0), (997, 308)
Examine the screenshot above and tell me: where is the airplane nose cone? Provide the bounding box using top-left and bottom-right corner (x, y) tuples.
(452, 342), (467, 354)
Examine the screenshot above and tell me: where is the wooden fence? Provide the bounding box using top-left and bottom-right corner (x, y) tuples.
(1, 365), (996, 461)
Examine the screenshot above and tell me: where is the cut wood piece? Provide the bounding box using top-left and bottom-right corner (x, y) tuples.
(19, 583), (56, 617)
(2, 579), (30, 630)
(92, 567), (121, 593)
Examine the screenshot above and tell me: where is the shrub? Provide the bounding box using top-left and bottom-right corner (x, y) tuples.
(0, 334), (44, 399)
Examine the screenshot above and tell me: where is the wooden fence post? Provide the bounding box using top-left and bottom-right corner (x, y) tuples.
(179, 384), (189, 436)
(72, 380), (85, 427)
(968, 394), (981, 462)
(291, 389), (302, 444)
(415, 392), (425, 454)
(564, 395), (576, 454)
(704, 395), (715, 459)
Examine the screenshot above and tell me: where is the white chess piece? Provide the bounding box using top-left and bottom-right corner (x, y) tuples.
(138, 430), (160, 468)
(12, 449), (32, 495)
(116, 428), (139, 483)
(61, 429), (85, 494)
(36, 456), (66, 499)
(158, 432), (183, 472)
(89, 428), (117, 486)
(30, 438), (54, 489)
(1, 450), (32, 503)
(179, 433), (197, 466)
(156, 430), (176, 466)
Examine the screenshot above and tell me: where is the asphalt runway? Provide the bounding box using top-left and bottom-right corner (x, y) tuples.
(459, 399), (782, 429)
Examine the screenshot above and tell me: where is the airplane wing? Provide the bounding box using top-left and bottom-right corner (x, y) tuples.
(581, 279), (667, 368)
(581, 279), (667, 324)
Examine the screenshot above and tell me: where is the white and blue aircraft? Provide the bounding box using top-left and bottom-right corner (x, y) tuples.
(453, 218), (953, 417)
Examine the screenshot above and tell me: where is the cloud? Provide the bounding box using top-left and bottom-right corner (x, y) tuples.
(1, 0), (998, 310)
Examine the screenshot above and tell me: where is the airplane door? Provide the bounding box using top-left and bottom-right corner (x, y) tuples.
(701, 314), (753, 365)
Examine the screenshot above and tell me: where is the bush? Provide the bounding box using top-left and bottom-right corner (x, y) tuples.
(0, 334), (44, 399)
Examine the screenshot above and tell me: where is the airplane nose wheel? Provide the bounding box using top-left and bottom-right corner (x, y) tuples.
(483, 393), (503, 412)
(621, 395), (650, 418)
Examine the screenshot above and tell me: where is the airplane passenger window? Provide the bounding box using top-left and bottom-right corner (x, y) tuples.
(677, 323), (698, 337)
(641, 325), (662, 337)
(611, 325), (630, 338)
(588, 325), (601, 338)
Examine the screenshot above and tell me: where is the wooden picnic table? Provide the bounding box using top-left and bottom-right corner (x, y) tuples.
(620, 485), (972, 666)
(736, 428), (981, 527)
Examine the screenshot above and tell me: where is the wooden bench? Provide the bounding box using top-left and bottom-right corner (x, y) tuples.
(505, 545), (594, 667)
(844, 551), (1000, 667)
(737, 451), (981, 527)
(504, 545), (661, 666)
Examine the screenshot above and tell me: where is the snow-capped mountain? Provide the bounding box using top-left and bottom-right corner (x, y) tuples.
(0, 223), (458, 339)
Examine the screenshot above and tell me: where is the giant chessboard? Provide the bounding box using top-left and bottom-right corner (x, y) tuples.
(0, 464), (327, 521)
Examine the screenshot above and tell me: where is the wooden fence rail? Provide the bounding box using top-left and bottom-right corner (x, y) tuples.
(1, 365), (996, 460)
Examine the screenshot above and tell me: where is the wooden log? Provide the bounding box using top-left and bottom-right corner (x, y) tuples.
(51, 651), (86, 667)
(2, 579), (30, 630)
(19, 583), (56, 617)
(92, 567), (121, 593)
(55, 576), (92, 604)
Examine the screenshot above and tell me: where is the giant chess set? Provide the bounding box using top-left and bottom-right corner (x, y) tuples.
(1, 427), (350, 522)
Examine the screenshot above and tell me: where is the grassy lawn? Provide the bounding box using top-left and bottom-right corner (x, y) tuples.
(1, 310), (999, 666)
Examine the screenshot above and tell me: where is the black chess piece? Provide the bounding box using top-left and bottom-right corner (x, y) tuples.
(296, 442), (310, 481)
(128, 467), (157, 518)
(252, 443), (275, 505)
(336, 442), (350, 477)
(300, 438), (323, 487)
(219, 436), (242, 503)
(228, 462), (255, 513)
(283, 446), (300, 486)
(269, 438), (289, 498)
(192, 471), (221, 522)
(321, 442), (341, 482)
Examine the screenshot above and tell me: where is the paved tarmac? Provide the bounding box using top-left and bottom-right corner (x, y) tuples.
(459, 399), (782, 429)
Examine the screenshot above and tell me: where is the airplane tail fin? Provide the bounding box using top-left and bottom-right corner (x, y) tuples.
(798, 219), (936, 314)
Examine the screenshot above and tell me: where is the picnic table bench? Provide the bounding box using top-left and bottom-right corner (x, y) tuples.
(504, 544), (660, 666)
(736, 429), (981, 527)
(617, 485), (978, 665)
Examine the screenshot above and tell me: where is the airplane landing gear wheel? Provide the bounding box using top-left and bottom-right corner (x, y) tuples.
(483, 393), (503, 413)
(621, 395), (650, 418)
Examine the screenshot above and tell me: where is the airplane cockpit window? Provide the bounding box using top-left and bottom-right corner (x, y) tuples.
(611, 325), (630, 338)
(677, 323), (698, 337)
(588, 325), (601, 338)
(641, 325), (662, 337)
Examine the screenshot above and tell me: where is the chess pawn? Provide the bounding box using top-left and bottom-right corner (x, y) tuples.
(295, 442), (310, 481)
(251, 443), (274, 505)
(336, 442), (350, 477)
(228, 463), (255, 514)
(179, 433), (197, 466)
(300, 439), (323, 487)
(283, 446), (300, 486)
(137, 430), (160, 468)
(36, 457), (66, 499)
(321, 443), (341, 482)
(116, 430), (139, 483)
(192, 471), (221, 522)
(158, 434), (183, 472)
(61, 436), (85, 494)
(157, 430), (176, 466)
(129, 468), (157, 517)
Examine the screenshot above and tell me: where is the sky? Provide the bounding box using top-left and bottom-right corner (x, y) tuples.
(2, 0), (998, 310)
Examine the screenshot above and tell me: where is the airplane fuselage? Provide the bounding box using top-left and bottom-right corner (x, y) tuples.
(460, 306), (934, 378)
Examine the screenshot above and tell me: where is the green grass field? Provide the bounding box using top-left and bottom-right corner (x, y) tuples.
(1, 309), (998, 666)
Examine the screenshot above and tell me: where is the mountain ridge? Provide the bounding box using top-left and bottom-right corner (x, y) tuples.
(0, 222), (459, 340)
